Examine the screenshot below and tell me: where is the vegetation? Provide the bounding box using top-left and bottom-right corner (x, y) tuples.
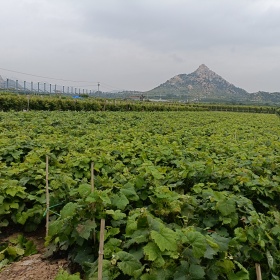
(1, 110), (280, 279)
(0, 92), (278, 113)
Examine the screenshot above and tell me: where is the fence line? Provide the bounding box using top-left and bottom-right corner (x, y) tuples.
(0, 76), (99, 95)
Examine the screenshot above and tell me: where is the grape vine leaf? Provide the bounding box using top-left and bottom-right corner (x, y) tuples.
(216, 198), (236, 216)
(189, 264), (205, 279)
(60, 202), (78, 219)
(143, 242), (162, 261)
(186, 231), (207, 258)
(150, 227), (177, 252)
(116, 251), (143, 278)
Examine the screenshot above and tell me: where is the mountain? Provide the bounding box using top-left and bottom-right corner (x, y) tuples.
(146, 64), (250, 102)
(0, 76), (23, 90)
(0, 75), (4, 88)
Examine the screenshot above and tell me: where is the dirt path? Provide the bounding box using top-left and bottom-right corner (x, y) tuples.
(0, 253), (69, 280)
(0, 231), (70, 280)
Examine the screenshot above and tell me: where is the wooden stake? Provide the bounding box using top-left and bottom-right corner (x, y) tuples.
(91, 162), (96, 244)
(46, 155), (50, 237)
(98, 219), (105, 280)
(91, 162), (95, 192)
(255, 263), (262, 280)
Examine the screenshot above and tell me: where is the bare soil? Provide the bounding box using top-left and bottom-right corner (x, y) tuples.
(0, 230), (70, 280)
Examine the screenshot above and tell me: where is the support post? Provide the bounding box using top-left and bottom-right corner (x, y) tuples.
(98, 219), (105, 280)
(46, 155), (50, 237)
(255, 263), (262, 280)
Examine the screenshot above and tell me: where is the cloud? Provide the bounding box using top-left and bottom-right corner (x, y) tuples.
(0, 0), (280, 92)
(80, 0), (280, 51)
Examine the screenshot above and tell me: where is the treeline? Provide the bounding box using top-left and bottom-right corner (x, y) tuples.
(0, 93), (278, 113)
(0, 94), (207, 112)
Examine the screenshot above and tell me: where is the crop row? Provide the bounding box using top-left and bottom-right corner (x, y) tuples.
(0, 111), (280, 279)
(0, 92), (278, 113)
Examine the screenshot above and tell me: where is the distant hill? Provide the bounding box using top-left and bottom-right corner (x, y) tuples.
(0, 75), (4, 88)
(0, 76), (23, 90)
(145, 64), (280, 104)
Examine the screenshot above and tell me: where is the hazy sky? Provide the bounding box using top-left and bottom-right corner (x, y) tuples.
(1, 0), (280, 92)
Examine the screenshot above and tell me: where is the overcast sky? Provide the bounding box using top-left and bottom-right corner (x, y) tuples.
(1, 0), (280, 92)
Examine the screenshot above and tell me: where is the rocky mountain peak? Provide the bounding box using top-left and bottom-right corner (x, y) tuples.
(148, 64), (249, 100)
(196, 64), (210, 72)
(193, 64), (217, 79)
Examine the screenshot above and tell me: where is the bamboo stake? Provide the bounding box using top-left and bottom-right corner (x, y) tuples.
(91, 162), (95, 192)
(91, 162), (96, 244)
(255, 263), (262, 280)
(46, 155), (50, 237)
(98, 219), (105, 280)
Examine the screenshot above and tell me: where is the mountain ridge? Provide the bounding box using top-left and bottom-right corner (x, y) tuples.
(146, 64), (250, 101)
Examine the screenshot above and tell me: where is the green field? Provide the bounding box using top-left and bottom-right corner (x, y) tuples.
(1, 110), (280, 279)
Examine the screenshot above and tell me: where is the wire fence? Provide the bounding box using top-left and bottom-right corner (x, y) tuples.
(0, 76), (100, 95)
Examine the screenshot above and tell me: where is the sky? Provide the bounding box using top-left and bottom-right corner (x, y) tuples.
(1, 0), (280, 93)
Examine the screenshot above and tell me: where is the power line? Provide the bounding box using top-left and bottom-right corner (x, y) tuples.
(0, 66), (126, 92)
(0, 67), (97, 84)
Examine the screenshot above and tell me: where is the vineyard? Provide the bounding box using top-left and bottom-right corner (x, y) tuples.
(0, 92), (278, 114)
(1, 110), (280, 279)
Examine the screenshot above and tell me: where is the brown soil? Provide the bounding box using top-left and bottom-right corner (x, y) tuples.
(0, 230), (70, 280)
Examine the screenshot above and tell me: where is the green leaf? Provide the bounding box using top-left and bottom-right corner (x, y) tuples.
(173, 261), (189, 280)
(10, 202), (19, 209)
(216, 260), (235, 273)
(60, 202), (78, 219)
(143, 242), (162, 261)
(7, 246), (25, 257)
(105, 227), (120, 240)
(104, 238), (122, 257)
(55, 269), (81, 280)
(73, 247), (94, 265)
(186, 231), (207, 258)
(135, 176), (145, 188)
(141, 268), (172, 280)
(106, 210), (126, 221)
(0, 219), (9, 227)
(121, 182), (139, 201)
(150, 226), (177, 252)
(6, 187), (21, 197)
(234, 228), (247, 242)
(211, 233), (230, 252)
(216, 198), (236, 216)
(228, 261), (249, 280)
(76, 220), (96, 240)
(48, 220), (64, 236)
(116, 251), (143, 277)
(98, 191), (111, 206)
(24, 240), (37, 256)
(77, 184), (91, 197)
(189, 264), (205, 279)
(266, 250), (274, 269)
(204, 246), (217, 259)
(111, 192), (129, 210)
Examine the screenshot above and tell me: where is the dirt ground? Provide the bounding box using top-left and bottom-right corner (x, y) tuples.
(0, 230), (70, 280)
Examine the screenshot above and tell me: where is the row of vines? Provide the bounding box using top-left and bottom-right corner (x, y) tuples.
(0, 92), (278, 113)
(1, 111), (280, 279)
